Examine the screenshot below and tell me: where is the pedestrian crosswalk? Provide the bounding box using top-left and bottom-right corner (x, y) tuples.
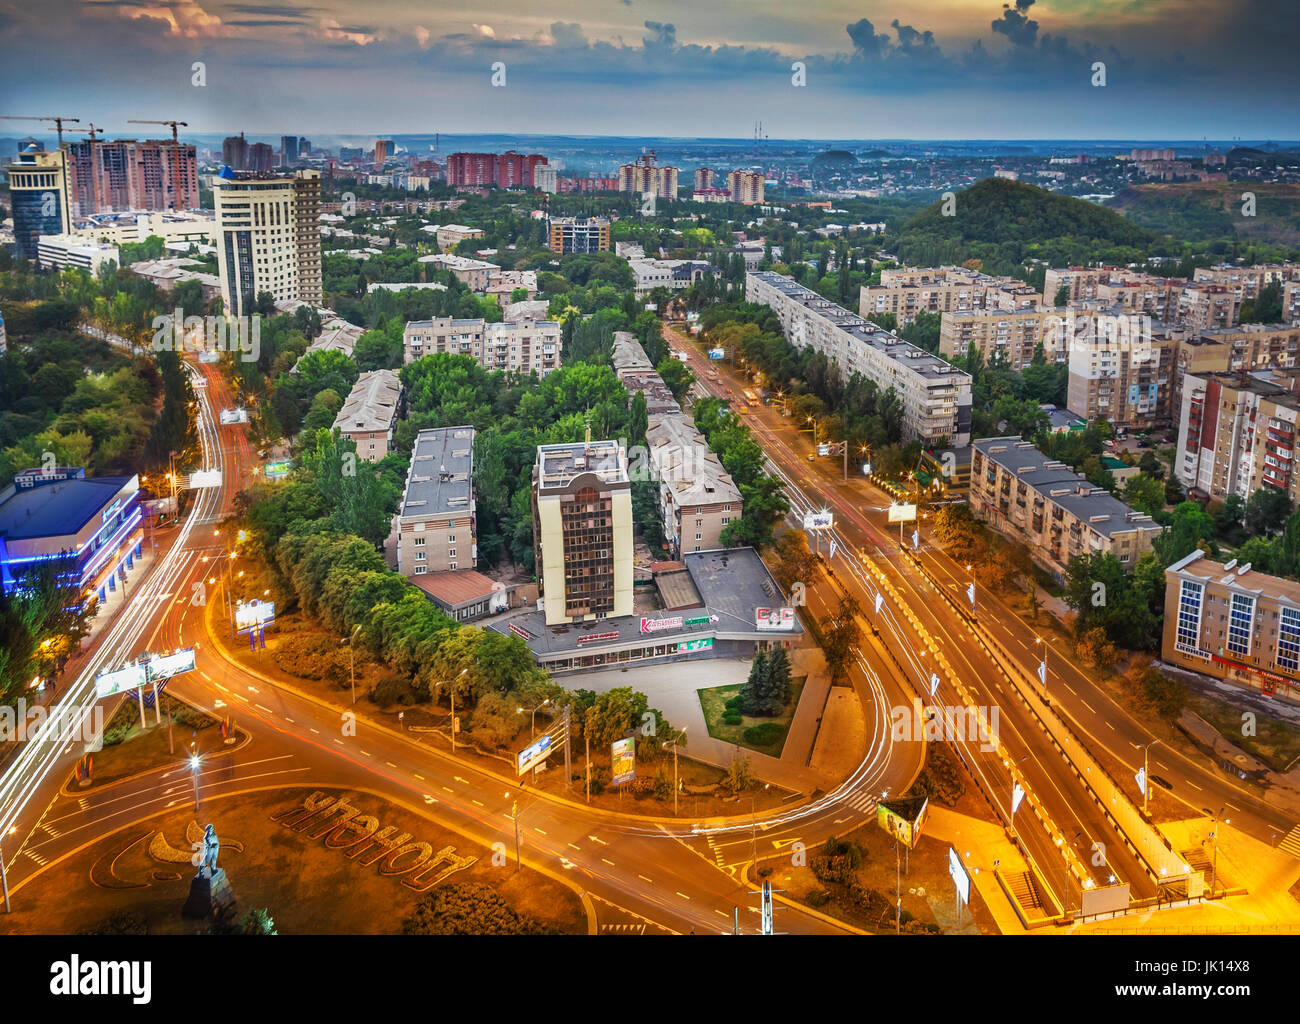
(842, 791), (878, 814)
(1278, 824), (1300, 859)
(706, 836), (727, 868)
(601, 923), (647, 935)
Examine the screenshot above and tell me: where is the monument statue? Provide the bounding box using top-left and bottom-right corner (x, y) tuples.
(197, 824), (220, 879)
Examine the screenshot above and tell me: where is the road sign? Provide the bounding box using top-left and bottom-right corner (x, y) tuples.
(1134, 766), (1147, 797)
(948, 847), (970, 904)
(802, 511), (834, 531)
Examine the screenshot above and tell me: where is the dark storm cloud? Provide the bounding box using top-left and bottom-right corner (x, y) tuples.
(846, 17), (890, 59)
(992, 0), (1039, 48)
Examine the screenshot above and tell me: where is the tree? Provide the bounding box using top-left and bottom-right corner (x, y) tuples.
(1122, 473), (1166, 516)
(820, 594), (862, 683)
(402, 883), (552, 935)
(655, 357), (694, 404)
(770, 530), (817, 595)
(1075, 626), (1117, 669)
(1053, 284), (1070, 306)
(1153, 501), (1217, 565)
(931, 503), (984, 566)
(1245, 487), (1291, 537)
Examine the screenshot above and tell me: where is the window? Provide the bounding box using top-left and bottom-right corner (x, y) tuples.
(448, 549), (456, 558)
(416, 551), (425, 561)
(1176, 579), (1202, 651)
(448, 534), (455, 542)
(1279, 607), (1300, 671)
(414, 537), (425, 546)
(1227, 593), (1255, 656)
(414, 566), (426, 575)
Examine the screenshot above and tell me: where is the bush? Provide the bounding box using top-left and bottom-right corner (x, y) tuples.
(402, 882), (556, 935)
(273, 632), (351, 683)
(722, 712), (743, 725)
(652, 768), (673, 801)
(807, 889), (831, 908)
(724, 694), (744, 713)
(369, 675), (416, 707)
(742, 721), (786, 747)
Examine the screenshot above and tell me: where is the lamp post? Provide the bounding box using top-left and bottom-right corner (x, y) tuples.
(666, 729), (685, 815)
(189, 744), (201, 811)
(1209, 805), (1229, 896)
(0, 825), (14, 914)
(438, 667), (468, 753)
(1140, 740), (1160, 816)
(343, 624), (362, 705)
(750, 783), (770, 876)
(505, 792), (521, 871)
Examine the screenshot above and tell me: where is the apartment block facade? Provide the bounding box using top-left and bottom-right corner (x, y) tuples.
(971, 437), (1161, 579)
(645, 416), (744, 557)
(395, 426), (476, 576)
(1065, 327), (1175, 429)
(403, 317), (561, 377)
(1164, 550), (1300, 704)
(444, 151), (548, 189)
(8, 145), (72, 259)
(1173, 369), (1300, 505)
(547, 215), (610, 254)
(65, 137), (199, 216)
(748, 271), (972, 445)
(618, 153), (679, 200)
(938, 307), (1054, 369)
(726, 170), (765, 205)
(532, 440), (634, 626)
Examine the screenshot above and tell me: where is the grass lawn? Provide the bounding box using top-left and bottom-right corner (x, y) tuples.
(1185, 692), (1300, 772)
(698, 677), (805, 757)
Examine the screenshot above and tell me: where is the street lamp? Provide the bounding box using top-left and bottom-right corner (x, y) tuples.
(1140, 740), (1160, 816)
(437, 667), (469, 752)
(750, 782), (770, 876)
(0, 824), (15, 913)
(189, 744), (201, 811)
(342, 624), (362, 705)
(1209, 806), (1229, 896)
(665, 729), (686, 815)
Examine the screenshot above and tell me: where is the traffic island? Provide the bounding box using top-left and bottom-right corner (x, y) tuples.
(0, 787), (587, 935)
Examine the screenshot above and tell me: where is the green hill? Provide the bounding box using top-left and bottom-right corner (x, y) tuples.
(892, 177), (1160, 273)
(1107, 182), (1300, 251)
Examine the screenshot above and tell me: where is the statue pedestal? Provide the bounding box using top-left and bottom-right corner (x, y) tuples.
(181, 869), (237, 918)
(182, 876), (212, 919)
(209, 868), (236, 911)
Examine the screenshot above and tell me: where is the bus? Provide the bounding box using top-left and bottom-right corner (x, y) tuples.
(743, 389), (759, 407)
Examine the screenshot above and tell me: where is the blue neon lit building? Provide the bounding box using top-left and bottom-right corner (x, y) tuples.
(0, 467), (143, 606)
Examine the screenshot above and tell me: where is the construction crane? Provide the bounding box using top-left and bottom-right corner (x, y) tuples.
(0, 115), (81, 145)
(127, 119), (188, 145)
(78, 122), (100, 142)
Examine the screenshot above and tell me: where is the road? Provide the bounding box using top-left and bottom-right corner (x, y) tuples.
(0, 348), (930, 935)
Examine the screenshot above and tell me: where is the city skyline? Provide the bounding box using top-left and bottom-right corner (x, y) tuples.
(0, 0), (1296, 139)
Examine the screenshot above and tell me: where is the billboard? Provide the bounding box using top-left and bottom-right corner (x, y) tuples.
(147, 648), (197, 681)
(219, 408), (249, 425)
(95, 662), (148, 699)
(190, 469), (223, 488)
(235, 600), (276, 631)
(817, 443), (831, 457)
(948, 847), (970, 904)
(887, 503), (918, 523)
(755, 607), (796, 631)
(679, 637), (714, 653)
(264, 460), (292, 480)
(640, 615), (683, 634)
(707, 348), (725, 360)
(802, 511), (834, 531)
(611, 736), (636, 785)
(516, 734), (552, 776)
(876, 796), (929, 850)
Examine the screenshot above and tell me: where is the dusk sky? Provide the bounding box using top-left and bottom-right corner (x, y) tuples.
(1, 0), (1295, 140)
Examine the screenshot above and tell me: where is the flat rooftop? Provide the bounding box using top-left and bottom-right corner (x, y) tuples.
(1169, 551), (1300, 605)
(535, 440), (627, 490)
(749, 271), (971, 385)
(400, 426), (475, 519)
(0, 472), (134, 540)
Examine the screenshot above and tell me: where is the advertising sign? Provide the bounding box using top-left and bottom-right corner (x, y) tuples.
(802, 511), (834, 531)
(190, 469), (223, 488)
(95, 662), (148, 699)
(876, 796), (929, 850)
(611, 736), (636, 785)
(679, 637), (714, 653)
(219, 408), (249, 425)
(755, 607), (796, 631)
(147, 648), (196, 682)
(235, 600), (276, 631)
(887, 503), (918, 524)
(817, 443), (831, 457)
(707, 348), (725, 360)
(639, 615), (683, 635)
(264, 461), (292, 481)
(516, 734), (552, 776)
(948, 847), (970, 904)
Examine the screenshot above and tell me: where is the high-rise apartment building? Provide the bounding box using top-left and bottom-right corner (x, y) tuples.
(248, 142), (274, 173)
(395, 426), (477, 576)
(939, 308), (1054, 370)
(280, 135), (300, 165)
(1174, 368), (1300, 505)
(747, 271), (973, 445)
(547, 215), (610, 254)
(693, 167), (715, 191)
(860, 265), (1027, 325)
(1065, 318), (1175, 429)
(618, 152), (678, 200)
(533, 165), (558, 194)
(213, 168), (322, 317)
(444, 151), (548, 188)
(532, 439), (633, 625)
(64, 137), (199, 216)
(7, 144), (72, 259)
(726, 170), (765, 204)
(222, 133), (249, 171)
